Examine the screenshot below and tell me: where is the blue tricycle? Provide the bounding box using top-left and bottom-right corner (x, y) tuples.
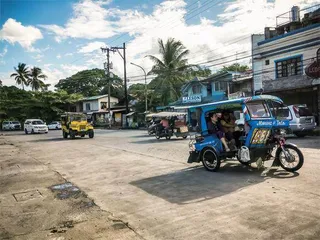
(187, 95), (304, 172)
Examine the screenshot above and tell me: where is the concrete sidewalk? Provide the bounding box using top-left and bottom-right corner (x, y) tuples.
(0, 136), (143, 240)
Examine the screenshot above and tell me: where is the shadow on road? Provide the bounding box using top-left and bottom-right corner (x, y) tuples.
(132, 138), (189, 144)
(131, 163), (298, 205)
(29, 137), (87, 142)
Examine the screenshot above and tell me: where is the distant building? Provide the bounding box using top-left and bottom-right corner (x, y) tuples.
(252, 4), (320, 123)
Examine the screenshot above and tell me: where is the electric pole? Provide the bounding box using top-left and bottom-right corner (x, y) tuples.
(110, 43), (129, 127)
(101, 47), (115, 129)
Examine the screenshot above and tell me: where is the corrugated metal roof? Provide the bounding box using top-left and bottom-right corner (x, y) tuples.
(81, 94), (109, 101)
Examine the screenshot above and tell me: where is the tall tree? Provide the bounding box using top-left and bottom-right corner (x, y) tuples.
(28, 67), (47, 91)
(147, 38), (210, 106)
(55, 68), (124, 100)
(10, 63), (29, 90)
(218, 63), (250, 73)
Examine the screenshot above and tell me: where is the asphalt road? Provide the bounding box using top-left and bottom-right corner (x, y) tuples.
(2, 129), (320, 240)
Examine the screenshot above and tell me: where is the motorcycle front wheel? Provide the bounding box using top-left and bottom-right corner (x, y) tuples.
(276, 144), (304, 172)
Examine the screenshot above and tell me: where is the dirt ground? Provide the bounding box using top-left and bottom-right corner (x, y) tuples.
(1, 130), (320, 240)
(0, 135), (143, 240)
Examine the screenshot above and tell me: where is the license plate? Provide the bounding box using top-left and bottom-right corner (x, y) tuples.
(305, 119), (311, 123)
(81, 129), (86, 131)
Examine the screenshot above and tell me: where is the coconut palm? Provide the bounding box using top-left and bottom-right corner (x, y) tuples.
(28, 67), (47, 91)
(10, 63), (29, 90)
(147, 38), (208, 106)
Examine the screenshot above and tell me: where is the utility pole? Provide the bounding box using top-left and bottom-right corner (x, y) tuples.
(110, 43), (129, 127)
(101, 47), (115, 129)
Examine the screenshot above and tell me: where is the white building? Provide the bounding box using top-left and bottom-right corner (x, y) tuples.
(252, 5), (320, 123)
(82, 94), (119, 113)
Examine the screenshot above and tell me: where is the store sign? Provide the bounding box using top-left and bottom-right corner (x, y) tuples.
(182, 95), (201, 103)
(305, 61), (320, 79)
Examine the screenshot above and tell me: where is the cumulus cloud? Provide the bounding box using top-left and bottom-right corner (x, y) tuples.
(78, 41), (106, 53)
(0, 18), (43, 51)
(57, 54), (61, 59)
(39, 0), (117, 42)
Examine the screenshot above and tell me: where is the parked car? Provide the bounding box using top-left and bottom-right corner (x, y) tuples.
(48, 121), (61, 130)
(1, 121), (21, 130)
(24, 119), (48, 134)
(288, 105), (316, 137)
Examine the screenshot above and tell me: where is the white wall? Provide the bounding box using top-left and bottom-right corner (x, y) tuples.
(252, 26), (320, 91)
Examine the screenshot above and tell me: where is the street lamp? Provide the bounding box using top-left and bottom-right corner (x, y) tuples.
(130, 62), (147, 114)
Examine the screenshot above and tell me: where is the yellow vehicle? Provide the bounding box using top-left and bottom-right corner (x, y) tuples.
(61, 112), (94, 139)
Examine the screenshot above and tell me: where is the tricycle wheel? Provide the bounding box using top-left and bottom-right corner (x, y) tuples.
(201, 148), (220, 172)
(166, 135), (171, 140)
(183, 135), (187, 139)
(276, 144), (304, 172)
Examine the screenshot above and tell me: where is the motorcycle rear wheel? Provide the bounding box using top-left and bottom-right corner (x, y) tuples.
(276, 144), (304, 172)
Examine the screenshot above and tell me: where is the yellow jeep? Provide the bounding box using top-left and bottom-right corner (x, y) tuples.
(61, 112), (94, 139)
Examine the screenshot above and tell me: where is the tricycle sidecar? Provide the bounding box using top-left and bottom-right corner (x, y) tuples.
(187, 95), (304, 172)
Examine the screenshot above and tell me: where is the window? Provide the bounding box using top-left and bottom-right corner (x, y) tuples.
(192, 85), (201, 94)
(317, 48), (320, 61)
(275, 56), (302, 78)
(265, 60), (270, 65)
(85, 103), (91, 110)
(246, 101), (271, 118)
(267, 100), (290, 120)
(214, 81), (227, 91)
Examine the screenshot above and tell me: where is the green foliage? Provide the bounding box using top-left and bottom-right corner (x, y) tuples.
(28, 67), (48, 91)
(0, 86), (82, 124)
(10, 63), (29, 90)
(147, 38), (211, 106)
(55, 68), (124, 99)
(218, 63), (250, 73)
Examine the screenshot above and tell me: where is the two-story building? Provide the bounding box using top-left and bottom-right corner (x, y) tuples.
(252, 5), (320, 122)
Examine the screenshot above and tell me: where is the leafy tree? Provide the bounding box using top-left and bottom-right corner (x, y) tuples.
(28, 67), (47, 91)
(0, 86), (82, 124)
(10, 63), (29, 90)
(55, 68), (124, 100)
(218, 63), (250, 73)
(147, 38), (210, 106)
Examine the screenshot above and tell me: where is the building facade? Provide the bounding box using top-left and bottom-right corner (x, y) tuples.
(252, 5), (320, 123)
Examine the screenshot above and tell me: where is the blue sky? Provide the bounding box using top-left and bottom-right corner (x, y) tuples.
(0, 0), (318, 89)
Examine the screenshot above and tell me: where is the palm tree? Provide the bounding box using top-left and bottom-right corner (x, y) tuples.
(10, 63), (29, 90)
(28, 67), (47, 91)
(147, 38), (207, 106)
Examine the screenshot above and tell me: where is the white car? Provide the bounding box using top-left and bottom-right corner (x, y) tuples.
(24, 119), (48, 134)
(48, 121), (61, 130)
(2, 121), (21, 130)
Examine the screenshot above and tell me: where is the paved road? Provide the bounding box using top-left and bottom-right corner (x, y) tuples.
(2, 130), (320, 240)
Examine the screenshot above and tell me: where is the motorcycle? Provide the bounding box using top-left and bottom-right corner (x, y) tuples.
(155, 124), (173, 140)
(147, 120), (160, 135)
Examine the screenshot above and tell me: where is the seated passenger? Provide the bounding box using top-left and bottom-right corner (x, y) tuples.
(207, 113), (230, 152)
(220, 111), (236, 141)
(160, 118), (169, 130)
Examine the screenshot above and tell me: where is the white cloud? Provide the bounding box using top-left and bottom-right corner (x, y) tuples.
(0, 18), (43, 51)
(39, 0), (117, 41)
(65, 53), (73, 56)
(78, 41), (106, 53)
(0, 46), (8, 57)
(32, 54), (44, 60)
(57, 54), (61, 59)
